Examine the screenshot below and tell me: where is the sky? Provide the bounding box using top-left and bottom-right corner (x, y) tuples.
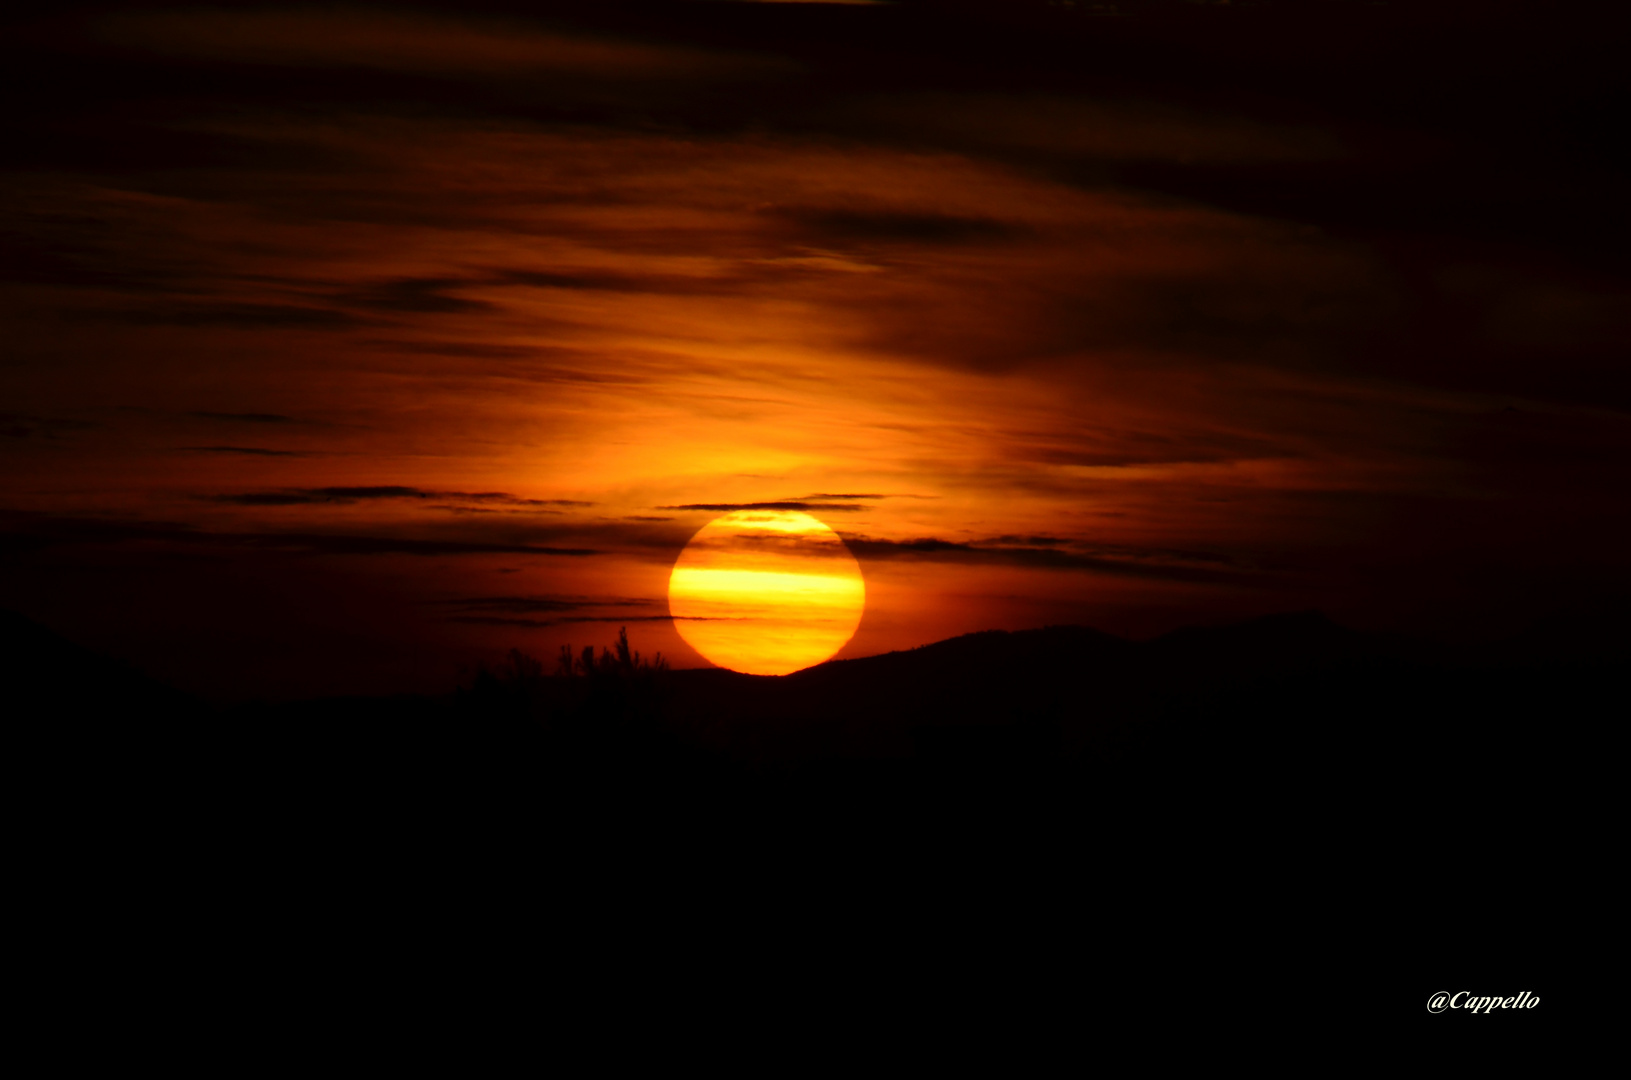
(3, 1), (1628, 699)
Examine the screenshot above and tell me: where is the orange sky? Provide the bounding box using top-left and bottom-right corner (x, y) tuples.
(3, 3), (1628, 697)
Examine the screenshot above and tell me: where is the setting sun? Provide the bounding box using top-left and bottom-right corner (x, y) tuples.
(667, 510), (865, 676)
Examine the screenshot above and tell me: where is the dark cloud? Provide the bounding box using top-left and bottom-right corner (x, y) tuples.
(438, 595), (660, 615)
(778, 208), (1029, 246)
(496, 269), (676, 293)
(0, 512), (602, 559)
(1075, 542), (1239, 568)
(659, 501), (868, 512)
(986, 535), (1069, 546)
(85, 8), (792, 84)
(339, 277), (494, 314)
(188, 413), (299, 424)
(0, 233), (148, 291)
(494, 261), (950, 301)
(247, 533), (601, 557)
(181, 446), (305, 457)
(846, 536), (974, 557)
(840, 534), (1248, 584)
(103, 304), (359, 328)
(0, 207), (211, 294)
(445, 614), (725, 628)
(203, 487), (592, 507)
(1, 106), (365, 182)
(0, 413), (96, 438)
(361, 340), (654, 384)
(1010, 429), (1296, 469)
(203, 492), (323, 506)
(364, 340), (541, 359)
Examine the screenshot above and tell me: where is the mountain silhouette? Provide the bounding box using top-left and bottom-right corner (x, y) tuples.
(3, 609), (201, 726)
(8, 605), (1597, 998)
(8, 607), (1609, 784)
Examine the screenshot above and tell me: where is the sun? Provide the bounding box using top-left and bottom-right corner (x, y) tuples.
(667, 510), (866, 676)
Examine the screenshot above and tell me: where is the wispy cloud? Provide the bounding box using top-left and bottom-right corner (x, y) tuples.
(187, 413), (300, 425)
(0, 413), (96, 438)
(181, 446), (307, 457)
(202, 487), (593, 508)
(0, 512), (602, 559)
(840, 534), (1250, 584)
(437, 595), (660, 615)
(445, 614), (725, 628)
(93, 9), (790, 81)
(105, 303), (359, 328)
(659, 501), (869, 513)
(433, 592), (681, 629)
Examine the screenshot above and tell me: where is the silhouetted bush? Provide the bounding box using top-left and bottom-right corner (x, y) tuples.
(559, 626), (668, 680)
(459, 627), (669, 745)
(457, 647), (548, 723)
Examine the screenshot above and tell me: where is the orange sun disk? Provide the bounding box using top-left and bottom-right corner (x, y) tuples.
(667, 510), (865, 675)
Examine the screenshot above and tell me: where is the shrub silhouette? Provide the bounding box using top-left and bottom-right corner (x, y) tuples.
(461, 627), (668, 742)
(458, 647), (547, 718)
(558, 626), (668, 679)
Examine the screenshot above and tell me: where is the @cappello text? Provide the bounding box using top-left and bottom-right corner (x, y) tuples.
(1426, 992), (1539, 1014)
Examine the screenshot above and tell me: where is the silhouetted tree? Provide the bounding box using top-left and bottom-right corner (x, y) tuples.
(501, 647), (544, 686)
(464, 627), (669, 744)
(458, 647), (548, 724)
(556, 627), (666, 679)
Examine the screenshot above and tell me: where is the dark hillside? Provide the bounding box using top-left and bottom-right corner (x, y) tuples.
(4, 609), (202, 726)
(8, 608), (1605, 998)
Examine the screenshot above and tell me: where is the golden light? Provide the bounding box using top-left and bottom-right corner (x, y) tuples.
(667, 510), (866, 675)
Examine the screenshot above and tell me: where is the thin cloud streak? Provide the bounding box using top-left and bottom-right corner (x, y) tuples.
(446, 614), (725, 628)
(182, 446), (308, 457)
(201, 488), (593, 507)
(659, 502), (870, 513)
(840, 535), (1250, 584)
(438, 595), (661, 614)
(0, 512), (603, 559)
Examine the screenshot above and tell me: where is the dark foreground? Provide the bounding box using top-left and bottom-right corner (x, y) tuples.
(10, 609), (1611, 1028)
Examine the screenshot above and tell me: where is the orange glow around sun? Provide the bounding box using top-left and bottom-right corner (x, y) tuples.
(667, 510), (866, 676)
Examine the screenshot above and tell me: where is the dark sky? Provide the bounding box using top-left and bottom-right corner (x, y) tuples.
(3, 1), (1627, 699)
